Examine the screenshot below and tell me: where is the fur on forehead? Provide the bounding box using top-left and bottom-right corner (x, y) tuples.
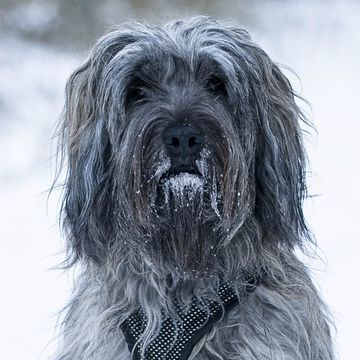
(91, 17), (267, 109)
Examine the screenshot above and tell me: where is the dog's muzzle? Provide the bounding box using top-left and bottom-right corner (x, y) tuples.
(155, 123), (206, 205)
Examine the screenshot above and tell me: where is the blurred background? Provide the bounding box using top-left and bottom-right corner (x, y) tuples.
(0, 0), (358, 358)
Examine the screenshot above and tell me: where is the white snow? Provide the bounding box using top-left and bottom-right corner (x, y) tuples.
(250, 2), (360, 358)
(162, 172), (204, 207)
(0, 36), (80, 359)
(195, 148), (211, 178)
(195, 148), (221, 217)
(148, 156), (171, 184)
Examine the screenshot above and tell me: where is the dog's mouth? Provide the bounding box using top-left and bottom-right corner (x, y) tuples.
(159, 167), (204, 206)
(149, 150), (221, 215)
(159, 165), (202, 183)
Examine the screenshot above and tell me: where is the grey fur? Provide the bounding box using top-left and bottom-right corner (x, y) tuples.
(54, 17), (334, 359)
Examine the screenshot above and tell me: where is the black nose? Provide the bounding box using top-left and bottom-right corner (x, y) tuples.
(164, 124), (204, 158)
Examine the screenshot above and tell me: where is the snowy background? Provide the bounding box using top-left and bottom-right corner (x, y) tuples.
(0, 0), (358, 359)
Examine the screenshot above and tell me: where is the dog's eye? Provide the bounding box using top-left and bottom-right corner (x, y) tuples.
(125, 78), (147, 107)
(206, 76), (227, 96)
(126, 87), (145, 105)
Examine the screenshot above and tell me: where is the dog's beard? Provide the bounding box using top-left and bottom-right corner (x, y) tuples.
(144, 149), (223, 277)
(161, 173), (204, 209)
(150, 148), (221, 217)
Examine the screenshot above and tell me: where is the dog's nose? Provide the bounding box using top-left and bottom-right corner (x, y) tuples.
(164, 124), (204, 158)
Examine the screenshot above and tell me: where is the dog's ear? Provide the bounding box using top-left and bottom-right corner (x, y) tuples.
(59, 30), (136, 265)
(249, 55), (311, 248)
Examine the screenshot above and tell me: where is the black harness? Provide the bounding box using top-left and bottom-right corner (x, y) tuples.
(120, 277), (259, 360)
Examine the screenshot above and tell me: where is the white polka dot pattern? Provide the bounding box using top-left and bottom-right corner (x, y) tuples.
(120, 278), (258, 360)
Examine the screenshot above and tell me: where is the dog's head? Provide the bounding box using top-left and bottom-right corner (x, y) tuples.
(59, 17), (310, 278)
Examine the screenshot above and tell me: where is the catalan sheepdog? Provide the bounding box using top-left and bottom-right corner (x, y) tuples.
(55, 16), (334, 360)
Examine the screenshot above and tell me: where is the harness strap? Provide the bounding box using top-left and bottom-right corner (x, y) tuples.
(120, 277), (259, 360)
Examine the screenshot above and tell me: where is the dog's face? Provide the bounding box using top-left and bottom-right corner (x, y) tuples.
(60, 17), (309, 278)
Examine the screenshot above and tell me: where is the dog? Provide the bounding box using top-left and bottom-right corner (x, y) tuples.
(54, 16), (334, 359)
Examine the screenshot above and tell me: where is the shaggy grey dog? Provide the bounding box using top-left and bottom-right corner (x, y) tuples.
(55, 17), (334, 359)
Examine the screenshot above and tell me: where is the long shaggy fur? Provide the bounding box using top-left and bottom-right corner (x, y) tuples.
(54, 17), (334, 359)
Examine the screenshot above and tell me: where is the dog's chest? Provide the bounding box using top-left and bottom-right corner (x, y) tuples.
(120, 279), (260, 360)
(121, 283), (239, 359)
